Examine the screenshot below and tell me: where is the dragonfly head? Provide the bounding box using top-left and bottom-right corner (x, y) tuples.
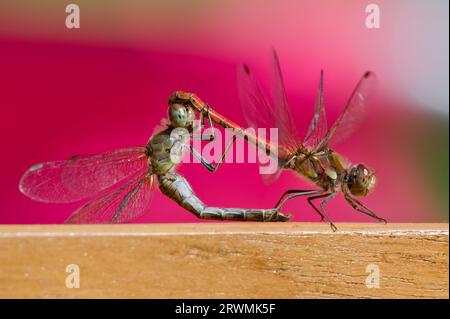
(168, 102), (196, 129)
(345, 164), (376, 197)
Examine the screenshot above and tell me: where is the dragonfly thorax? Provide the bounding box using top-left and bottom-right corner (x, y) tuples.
(146, 128), (180, 176)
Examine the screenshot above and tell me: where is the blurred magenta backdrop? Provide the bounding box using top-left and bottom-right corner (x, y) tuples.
(0, 0), (448, 224)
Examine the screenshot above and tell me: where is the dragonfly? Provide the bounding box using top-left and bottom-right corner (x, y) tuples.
(19, 91), (291, 224)
(189, 51), (386, 231)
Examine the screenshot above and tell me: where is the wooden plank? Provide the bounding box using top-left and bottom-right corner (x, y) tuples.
(0, 223), (448, 299)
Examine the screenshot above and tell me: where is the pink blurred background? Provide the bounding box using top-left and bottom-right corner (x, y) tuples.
(0, 0), (448, 224)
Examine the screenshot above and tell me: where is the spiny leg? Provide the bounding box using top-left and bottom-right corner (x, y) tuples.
(187, 135), (238, 173)
(351, 197), (387, 224)
(345, 195), (387, 224)
(275, 189), (316, 208)
(275, 190), (323, 210)
(306, 193), (331, 222)
(192, 104), (216, 141)
(308, 192), (338, 231)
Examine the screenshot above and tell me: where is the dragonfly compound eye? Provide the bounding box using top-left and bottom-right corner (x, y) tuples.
(347, 164), (376, 197)
(169, 103), (195, 128)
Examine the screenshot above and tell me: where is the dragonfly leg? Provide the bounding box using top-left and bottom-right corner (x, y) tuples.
(306, 193), (331, 222)
(187, 135), (238, 172)
(275, 189), (316, 208)
(275, 190), (323, 210)
(345, 195), (387, 224)
(192, 105), (217, 141)
(307, 192), (338, 231)
(158, 173), (291, 222)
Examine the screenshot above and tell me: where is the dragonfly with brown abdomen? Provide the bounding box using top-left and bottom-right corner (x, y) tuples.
(19, 92), (291, 223)
(182, 51), (386, 231)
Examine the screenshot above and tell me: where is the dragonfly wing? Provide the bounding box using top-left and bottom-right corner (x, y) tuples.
(65, 171), (154, 224)
(303, 70), (328, 148)
(316, 71), (377, 151)
(238, 54), (302, 151)
(237, 64), (282, 183)
(19, 146), (148, 203)
(270, 49), (302, 152)
(237, 64), (276, 132)
(237, 50), (302, 182)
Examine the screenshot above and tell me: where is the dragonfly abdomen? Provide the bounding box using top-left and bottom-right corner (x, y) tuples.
(157, 173), (290, 221)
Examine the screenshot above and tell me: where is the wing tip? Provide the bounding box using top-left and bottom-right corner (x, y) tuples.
(18, 168), (33, 197)
(243, 64), (251, 75)
(364, 70), (374, 78)
(18, 163), (44, 199)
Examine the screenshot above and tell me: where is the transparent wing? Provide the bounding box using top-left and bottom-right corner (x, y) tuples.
(316, 71), (377, 151)
(270, 49), (303, 152)
(65, 171), (154, 224)
(237, 64), (276, 133)
(237, 51), (303, 182)
(303, 70), (328, 148)
(237, 52), (302, 154)
(237, 64), (281, 182)
(19, 146), (148, 203)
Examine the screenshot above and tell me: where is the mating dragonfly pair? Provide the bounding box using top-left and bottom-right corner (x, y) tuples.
(19, 51), (386, 230)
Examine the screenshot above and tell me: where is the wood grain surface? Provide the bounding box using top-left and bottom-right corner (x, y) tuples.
(0, 223), (448, 299)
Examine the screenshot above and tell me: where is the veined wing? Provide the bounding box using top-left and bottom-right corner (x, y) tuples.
(237, 63), (281, 184)
(65, 171), (154, 224)
(315, 71), (377, 151)
(270, 49), (303, 152)
(237, 64), (275, 134)
(303, 70), (328, 148)
(237, 50), (302, 154)
(19, 146), (148, 203)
